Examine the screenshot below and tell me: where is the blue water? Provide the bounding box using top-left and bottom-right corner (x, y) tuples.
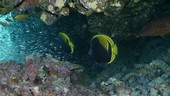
(0, 12), (85, 63)
(0, 13), (20, 61)
(0, 13), (52, 62)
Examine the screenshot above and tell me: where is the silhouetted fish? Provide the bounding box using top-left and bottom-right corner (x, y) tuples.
(89, 34), (118, 64)
(140, 13), (170, 36)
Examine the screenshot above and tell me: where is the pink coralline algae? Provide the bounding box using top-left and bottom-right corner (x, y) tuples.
(0, 54), (100, 96)
(25, 59), (38, 81)
(55, 65), (71, 76)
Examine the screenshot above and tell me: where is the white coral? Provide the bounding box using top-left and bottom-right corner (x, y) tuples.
(111, 1), (121, 7)
(54, 0), (66, 9)
(87, 1), (98, 11)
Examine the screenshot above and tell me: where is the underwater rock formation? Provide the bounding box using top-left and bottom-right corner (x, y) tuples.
(98, 58), (170, 95)
(87, 0), (170, 36)
(1, 0), (170, 36)
(0, 49), (170, 95)
(0, 53), (85, 96)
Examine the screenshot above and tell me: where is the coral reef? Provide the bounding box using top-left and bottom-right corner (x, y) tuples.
(0, 0), (170, 96)
(0, 47), (170, 96)
(1, 0), (170, 36)
(0, 53), (86, 96)
(99, 59), (170, 96)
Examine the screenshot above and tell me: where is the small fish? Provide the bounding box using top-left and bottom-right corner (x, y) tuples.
(89, 34), (118, 64)
(140, 13), (170, 36)
(58, 32), (74, 54)
(0, 22), (11, 27)
(14, 14), (28, 20)
(0, 7), (12, 15)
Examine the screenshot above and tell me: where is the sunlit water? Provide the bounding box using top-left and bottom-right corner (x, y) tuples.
(0, 13), (21, 61)
(0, 13), (55, 62)
(0, 12), (84, 63)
